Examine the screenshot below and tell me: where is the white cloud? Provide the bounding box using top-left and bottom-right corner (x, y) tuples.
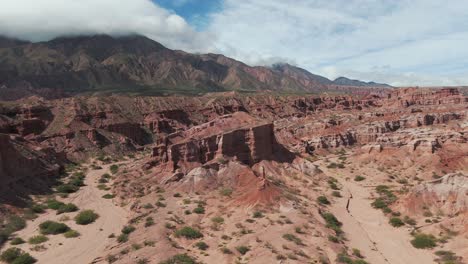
(207, 0), (468, 86)
(1, 0), (468, 86)
(0, 0), (213, 52)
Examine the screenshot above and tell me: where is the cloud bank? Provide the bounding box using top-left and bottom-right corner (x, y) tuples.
(1, 0), (468, 86)
(208, 0), (468, 86)
(0, 0), (213, 52)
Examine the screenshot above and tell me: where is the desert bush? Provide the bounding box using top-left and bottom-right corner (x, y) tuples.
(117, 234), (128, 243)
(317, 196), (330, 205)
(39, 221), (69, 235)
(174, 227), (203, 239)
(236, 246), (250, 255)
(75, 210), (99, 225)
(137, 259), (149, 264)
(193, 206), (205, 214)
(10, 238), (25, 245)
(403, 216), (417, 226)
(1, 248), (22, 263)
(328, 235), (339, 243)
(159, 254), (197, 264)
(252, 211), (264, 218)
(64, 230), (80, 238)
(282, 234), (303, 245)
(0, 248), (37, 264)
(56, 184), (79, 193)
(29, 204), (46, 214)
(102, 194), (115, 199)
(28, 235), (48, 245)
(219, 188), (233, 197)
(46, 199), (66, 210)
(411, 233), (437, 249)
(57, 203), (78, 214)
(332, 191), (342, 197)
(321, 212), (343, 235)
(121, 225), (136, 234)
(221, 247), (233, 254)
(145, 217), (154, 227)
(211, 216), (224, 224)
(195, 241), (209, 250)
(389, 217), (404, 227)
(354, 176), (366, 182)
(110, 165), (119, 174)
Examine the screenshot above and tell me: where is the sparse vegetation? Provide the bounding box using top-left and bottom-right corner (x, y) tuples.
(321, 212), (343, 235)
(354, 175), (365, 182)
(75, 210), (99, 225)
(64, 230), (80, 238)
(0, 248), (36, 264)
(39, 221), (70, 235)
(110, 164), (119, 174)
(10, 238), (25, 245)
(193, 206), (205, 214)
(282, 233), (303, 245)
(159, 254), (197, 264)
(389, 217), (405, 227)
(411, 233), (437, 249)
(174, 226), (203, 239)
(317, 196), (330, 205)
(56, 203), (79, 214)
(252, 211), (264, 218)
(102, 194), (115, 199)
(28, 235), (48, 245)
(195, 241), (209, 250)
(236, 246), (250, 255)
(121, 225), (136, 234)
(117, 234), (128, 243)
(219, 188), (233, 197)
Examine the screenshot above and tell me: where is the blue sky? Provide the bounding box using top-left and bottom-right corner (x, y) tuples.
(2, 0), (468, 86)
(154, 0), (222, 29)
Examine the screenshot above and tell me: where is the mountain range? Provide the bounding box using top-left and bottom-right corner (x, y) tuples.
(0, 34), (390, 99)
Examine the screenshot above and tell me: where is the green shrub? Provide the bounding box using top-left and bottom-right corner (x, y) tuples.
(411, 233), (437, 249)
(5, 216), (26, 233)
(75, 210), (99, 225)
(174, 227), (203, 239)
(252, 211), (264, 218)
(354, 176), (366, 182)
(110, 165), (119, 174)
(30, 204), (46, 214)
(321, 212), (343, 235)
(193, 207), (205, 214)
(403, 216), (417, 226)
(46, 199), (66, 210)
(282, 234), (303, 245)
(121, 226), (136, 234)
(56, 184), (79, 193)
(145, 217), (154, 227)
(1, 248), (22, 263)
(371, 198), (387, 209)
(159, 254), (197, 264)
(57, 203), (78, 214)
(236, 246), (250, 255)
(28, 235), (48, 244)
(219, 188), (233, 197)
(173, 193), (182, 198)
(11, 253), (36, 264)
(389, 217), (404, 227)
(39, 221), (69, 235)
(221, 247), (233, 254)
(117, 234), (128, 243)
(195, 241), (209, 250)
(317, 196), (330, 205)
(102, 194), (115, 199)
(328, 235), (339, 243)
(332, 191), (342, 198)
(64, 230), (80, 238)
(10, 238), (25, 245)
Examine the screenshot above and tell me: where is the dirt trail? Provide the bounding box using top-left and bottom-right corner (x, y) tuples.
(14, 164), (128, 264)
(330, 178), (436, 264)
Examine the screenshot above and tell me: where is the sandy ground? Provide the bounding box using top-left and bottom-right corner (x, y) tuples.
(14, 164), (128, 264)
(322, 160), (437, 264)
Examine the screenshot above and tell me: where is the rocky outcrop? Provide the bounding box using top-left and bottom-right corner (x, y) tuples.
(0, 134), (61, 201)
(153, 122), (279, 172)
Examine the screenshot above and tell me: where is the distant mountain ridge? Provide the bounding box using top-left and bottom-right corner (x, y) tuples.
(0, 34), (391, 99)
